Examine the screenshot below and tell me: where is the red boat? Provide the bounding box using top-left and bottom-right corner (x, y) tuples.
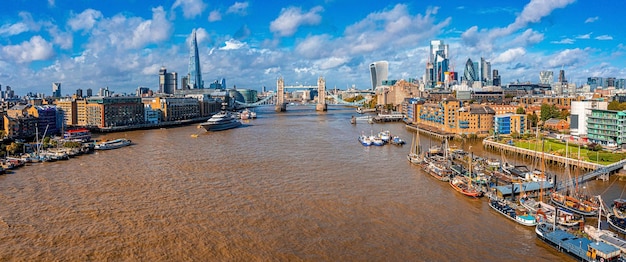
(449, 176), (483, 197)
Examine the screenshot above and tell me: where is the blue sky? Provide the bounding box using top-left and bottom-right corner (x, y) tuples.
(0, 0), (623, 96)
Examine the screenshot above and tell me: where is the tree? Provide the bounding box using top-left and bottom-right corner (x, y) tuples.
(560, 109), (570, 119)
(516, 107), (525, 114)
(540, 103), (560, 121)
(527, 112), (539, 128)
(608, 100), (621, 110)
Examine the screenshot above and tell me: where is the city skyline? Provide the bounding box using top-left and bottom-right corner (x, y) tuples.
(0, 0), (624, 96)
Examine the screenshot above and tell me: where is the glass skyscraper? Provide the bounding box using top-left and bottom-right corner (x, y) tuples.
(464, 58), (478, 85)
(369, 61), (388, 89)
(187, 29), (203, 89)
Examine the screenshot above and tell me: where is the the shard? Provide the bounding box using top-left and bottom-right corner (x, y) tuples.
(187, 29), (203, 89)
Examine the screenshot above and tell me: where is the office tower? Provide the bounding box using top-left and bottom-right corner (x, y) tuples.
(464, 58), (478, 85)
(181, 76), (189, 90)
(159, 66), (178, 94)
(86, 88), (93, 97)
(369, 61), (389, 89)
(539, 71), (554, 85)
(480, 57), (491, 84)
(52, 82), (62, 98)
(558, 69), (566, 83)
(492, 69), (501, 86)
(76, 88), (83, 98)
(425, 40), (449, 88)
(187, 29), (203, 89)
(221, 78), (226, 89)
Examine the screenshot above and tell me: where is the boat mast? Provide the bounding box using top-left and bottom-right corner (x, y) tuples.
(597, 195), (602, 230)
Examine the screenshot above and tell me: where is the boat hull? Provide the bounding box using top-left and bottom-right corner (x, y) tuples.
(489, 200), (537, 226)
(200, 121), (242, 131)
(607, 214), (626, 235)
(95, 139), (132, 150)
(449, 177), (483, 197)
(550, 193), (598, 217)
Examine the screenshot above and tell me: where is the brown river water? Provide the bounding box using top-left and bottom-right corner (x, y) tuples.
(0, 105), (624, 261)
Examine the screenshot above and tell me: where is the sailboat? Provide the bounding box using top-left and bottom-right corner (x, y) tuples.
(407, 130), (422, 164)
(449, 150), (483, 197)
(550, 143), (599, 217)
(584, 196), (626, 254)
(520, 141), (584, 226)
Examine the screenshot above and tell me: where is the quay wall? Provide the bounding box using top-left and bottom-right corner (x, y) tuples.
(92, 117), (211, 133)
(482, 139), (601, 171)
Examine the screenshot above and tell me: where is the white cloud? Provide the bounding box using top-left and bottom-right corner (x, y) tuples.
(595, 35), (613, 40)
(172, 0), (207, 19)
(48, 25), (73, 49)
(68, 9), (103, 31)
(550, 38), (574, 44)
(48, 0), (54, 7)
(219, 39), (247, 50)
(1, 35), (55, 63)
(270, 6), (323, 37)
(462, 0), (575, 54)
(492, 48), (526, 64)
(295, 34), (332, 59)
(576, 33), (591, 39)
(546, 48), (586, 67)
(88, 6), (173, 51)
(0, 22), (29, 36)
(342, 5), (449, 55)
(509, 0), (575, 31)
(208, 10), (222, 22)
(314, 56), (349, 70)
(585, 16), (599, 23)
(227, 2), (249, 15)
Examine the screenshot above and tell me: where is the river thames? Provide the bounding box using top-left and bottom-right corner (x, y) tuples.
(0, 105), (624, 261)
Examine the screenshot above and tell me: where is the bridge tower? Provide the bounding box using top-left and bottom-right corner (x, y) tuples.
(275, 77), (286, 112)
(316, 76), (327, 111)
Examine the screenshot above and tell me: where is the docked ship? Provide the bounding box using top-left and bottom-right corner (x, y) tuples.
(94, 138), (132, 150)
(535, 222), (621, 262)
(489, 198), (537, 227)
(200, 104), (242, 132)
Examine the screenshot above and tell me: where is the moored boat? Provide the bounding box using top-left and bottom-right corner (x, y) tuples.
(377, 130), (391, 143)
(358, 135), (372, 146)
(520, 197), (584, 227)
(535, 222), (621, 262)
(608, 214), (626, 235)
(370, 136), (384, 146)
(424, 160), (452, 181)
(551, 192), (599, 217)
(612, 198), (626, 219)
(390, 136), (405, 146)
(489, 198), (537, 226)
(94, 138), (132, 150)
(584, 225), (626, 255)
(449, 176), (483, 197)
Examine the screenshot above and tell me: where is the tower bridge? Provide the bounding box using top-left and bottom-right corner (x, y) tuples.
(274, 76), (367, 112)
(232, 77), (369, 109)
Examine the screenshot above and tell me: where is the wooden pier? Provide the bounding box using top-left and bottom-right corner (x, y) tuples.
(482, 139), (600, 171)
(405, 124), (455, 140)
